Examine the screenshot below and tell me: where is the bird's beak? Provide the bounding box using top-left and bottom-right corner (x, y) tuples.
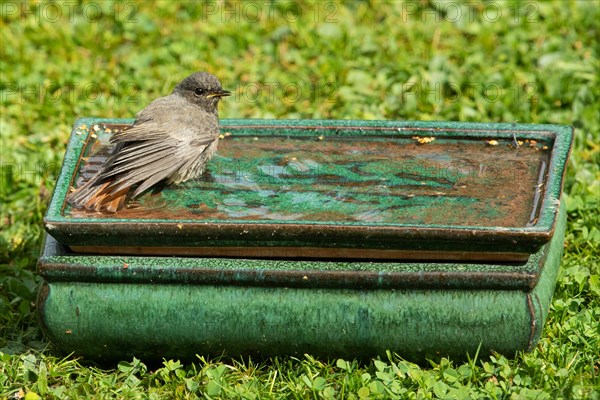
(207, 90), (232, 98)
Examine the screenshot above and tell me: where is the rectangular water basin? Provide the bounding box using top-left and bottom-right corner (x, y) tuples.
(44, 118), (573, 262)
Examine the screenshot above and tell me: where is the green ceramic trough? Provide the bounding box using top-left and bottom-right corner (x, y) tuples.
(38, 118), (573, 360)
(44, 118), (573, 262)
(38, 201), (566, 360)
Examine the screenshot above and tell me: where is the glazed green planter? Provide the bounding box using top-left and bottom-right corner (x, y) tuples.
(38, 118), (573, 360)
(38, 201), (566, 360)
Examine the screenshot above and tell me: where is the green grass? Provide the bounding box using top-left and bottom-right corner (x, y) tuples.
(1, 0), (599, 398)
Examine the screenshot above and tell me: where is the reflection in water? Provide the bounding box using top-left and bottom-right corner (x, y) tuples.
(69, 132), (550, 227)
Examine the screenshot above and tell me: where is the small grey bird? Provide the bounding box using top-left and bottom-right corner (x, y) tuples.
(67, 72), (230, 212)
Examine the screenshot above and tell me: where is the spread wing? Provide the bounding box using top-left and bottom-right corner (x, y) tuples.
(68, 95), (220, 210)
(98, 95), (220, 197)
(98, 129), (217, 198)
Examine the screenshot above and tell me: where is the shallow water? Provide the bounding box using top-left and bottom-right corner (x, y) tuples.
(68, 127), (550, 228)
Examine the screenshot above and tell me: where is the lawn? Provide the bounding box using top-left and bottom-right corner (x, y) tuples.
(1, 1), (598, 398)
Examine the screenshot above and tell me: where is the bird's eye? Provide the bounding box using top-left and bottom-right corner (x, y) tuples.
(194, 88), (205, 97)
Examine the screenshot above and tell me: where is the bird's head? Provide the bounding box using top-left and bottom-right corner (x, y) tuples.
(173, 72), (231, 114)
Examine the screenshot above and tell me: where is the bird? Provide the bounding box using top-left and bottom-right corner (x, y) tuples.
(67, 71), (230, 213)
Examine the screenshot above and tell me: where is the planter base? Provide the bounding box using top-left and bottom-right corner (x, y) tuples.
(37, 202), (566, 361)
